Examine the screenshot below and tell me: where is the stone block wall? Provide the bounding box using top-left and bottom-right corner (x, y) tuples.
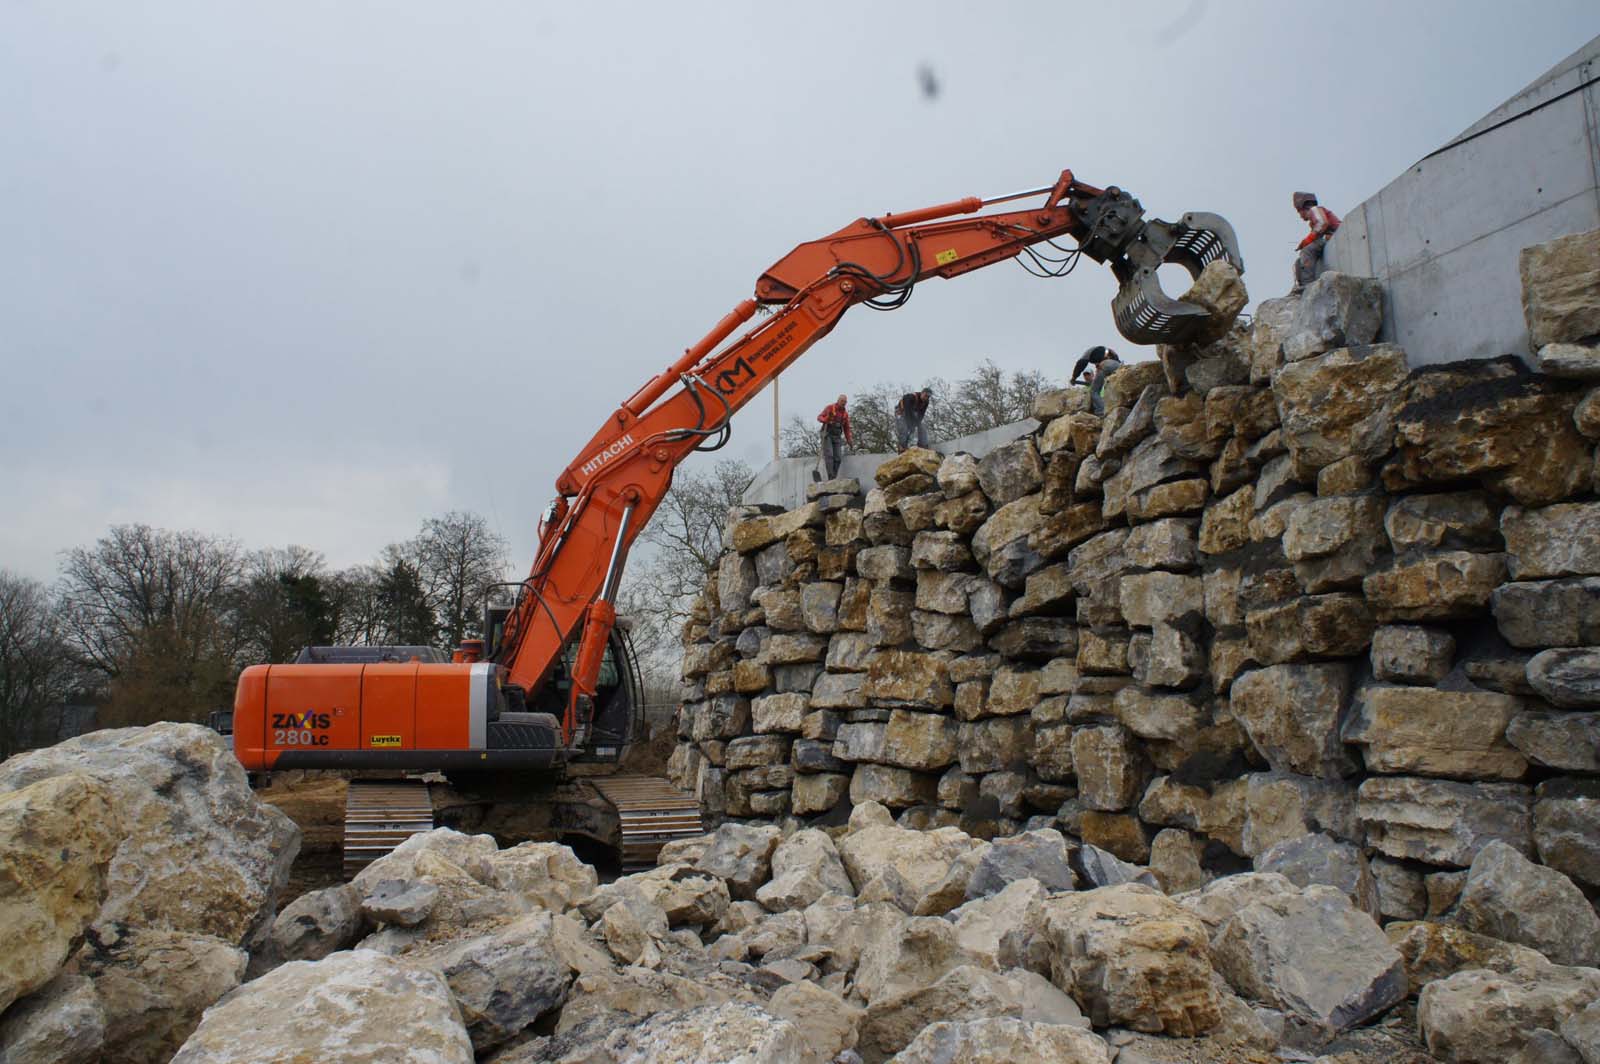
(668, 231), (1600, 917)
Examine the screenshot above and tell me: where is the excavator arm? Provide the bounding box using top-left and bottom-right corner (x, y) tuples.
(493, 169), (1242, 747)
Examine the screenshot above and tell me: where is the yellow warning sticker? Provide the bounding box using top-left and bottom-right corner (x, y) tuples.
(935, 248), (959, 266)
(369, 734), (402, 747)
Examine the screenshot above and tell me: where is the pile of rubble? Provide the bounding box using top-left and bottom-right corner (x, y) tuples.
(670, 231), (1600, 958)
(7, 721), (1600, 1062)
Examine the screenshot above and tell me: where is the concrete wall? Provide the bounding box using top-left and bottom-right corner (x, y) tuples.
(1324, 34), (1600, 366)
(741, 418), (1039, 508)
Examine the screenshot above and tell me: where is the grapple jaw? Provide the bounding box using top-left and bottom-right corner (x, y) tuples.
(1072, 187), (1245, 346)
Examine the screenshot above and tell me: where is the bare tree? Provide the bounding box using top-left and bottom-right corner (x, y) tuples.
(782, 359), (1048, 456)
(619, 459), (754, 684)
(232, 546), (337, 664)
(0, 571), (77, 759)
(408, 511), (510, 650)
(57, 524), (245, 725)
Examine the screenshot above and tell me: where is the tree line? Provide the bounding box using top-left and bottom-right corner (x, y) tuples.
(0, 512), (508, 756)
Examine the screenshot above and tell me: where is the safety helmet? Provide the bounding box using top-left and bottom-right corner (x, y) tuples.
(1292, 191), (1318, 211)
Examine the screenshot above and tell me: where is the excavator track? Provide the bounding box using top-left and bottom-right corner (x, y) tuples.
(592, 775), (704, 872)
(343, 779), (435, 879)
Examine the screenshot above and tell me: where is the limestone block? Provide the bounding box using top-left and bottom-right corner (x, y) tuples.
(1245, 593), (1374, 664)
(1458, 840), (1600, 967)
(1493, 578), (1600, 647)
(1281, 272), (1384, 362)
(1527, 647), (1600, 708)
(1273, 343), (1408, 478)
(1535, 778), (1600, 887)
(1230, 663), (1356, 779)
(1386, 361), (1588, 506)
(1072, 725), (1149, 811)
(1362, 550), (1506, 621)
(1521, 226), (1600, 350)
(1370, 625), (1454, 684)
(1042, 884), (1220, 1036)
(1503, 503), (1600, 579)
(1211, 884), (1404, 1044)
(1342, 684), (1526, 780)
(1358, 777), (1533, 867)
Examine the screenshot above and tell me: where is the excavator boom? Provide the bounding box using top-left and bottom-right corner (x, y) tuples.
(496, 169), (1242, 745)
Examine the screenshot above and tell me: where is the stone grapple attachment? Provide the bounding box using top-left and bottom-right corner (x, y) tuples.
(1073, 185), (1245, 345)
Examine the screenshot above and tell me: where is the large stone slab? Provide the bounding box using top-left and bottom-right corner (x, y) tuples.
(1211, 884), (1405, 1045)
(1342, 685), (1527, 780)
(1358, 777), (1533, 867)
(1272, 344), (1408, 479)
(1362, 551), (1506, 621)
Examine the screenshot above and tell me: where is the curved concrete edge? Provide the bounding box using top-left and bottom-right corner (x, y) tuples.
(740, 417), (1040, 508)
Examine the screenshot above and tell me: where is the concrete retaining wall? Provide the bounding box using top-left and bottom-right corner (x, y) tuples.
(1324, 34), (1600, 366)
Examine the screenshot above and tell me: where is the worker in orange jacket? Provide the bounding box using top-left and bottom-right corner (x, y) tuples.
(1292, 191), (1341, 291)
(817, 395), (854, 479)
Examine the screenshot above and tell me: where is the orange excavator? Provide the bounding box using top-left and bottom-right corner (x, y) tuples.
(229, 170), (1241, 871)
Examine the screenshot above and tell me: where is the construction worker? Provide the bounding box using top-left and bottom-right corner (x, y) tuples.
(1292, 191), (1341, 291)
(817, 394), (854, 479)
(895, 387), (932, 452)
(1071, 345), (1123, 414)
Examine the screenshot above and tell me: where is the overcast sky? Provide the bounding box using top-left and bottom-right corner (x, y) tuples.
(3, 1), (1596, 583)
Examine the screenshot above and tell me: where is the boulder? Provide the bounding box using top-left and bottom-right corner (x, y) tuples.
(1385, 920), (1553, 987)
(1272, 344), (1408, 478)
(694, 823), (782, 901)
(889, 1017), (1110, 1064)
(0, 972), (105, 1064)
(1255, 832), (1379, 916)
(1230, 663), (1356, 779)
(950, 878), (1052, 973)
(1358, 777), (1533, 867)
(1211, 884), (1406, 1045)
(1073, 843), (1159, 890)
(768, 981), (862, 1064)
(0, 774), (117, 1013)
(859, 964), (1025, 1060)
(1386, 360), (1589, 506)
(1342, 684), (1527, 780)
(854, 915), (973, 1005)
(1072, 725), (1149, 811)
(1042, 884), (1220, 1036)
(0, 723), (299, 949)
(1174, 871), (1299, 934)
(1419, 964), (1600, 1064)
(966, 829), (1077, 898)
(851, 764), (938, 809)
(1282, 272), (1384, 362)
(267, 884), (363, 964)
(1241, 771), (1360, 857)
(1527, 648), (1600, 708)
(80, 924), (248, 1064)
(1521, 227), (1600, 350)
(978, 438), (1045, 506)
(757, 829), (854, 913)
(877, 448), (944, 487)
(1457, 840), (1600, 968)
(839, 824), (977, 910)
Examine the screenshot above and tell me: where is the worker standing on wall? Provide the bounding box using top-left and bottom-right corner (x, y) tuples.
(1071, 345), (1123, 414)
(817, 394), (854, 479)
(895, 387), (933, 453)
(1292, 191), (1341, 291)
